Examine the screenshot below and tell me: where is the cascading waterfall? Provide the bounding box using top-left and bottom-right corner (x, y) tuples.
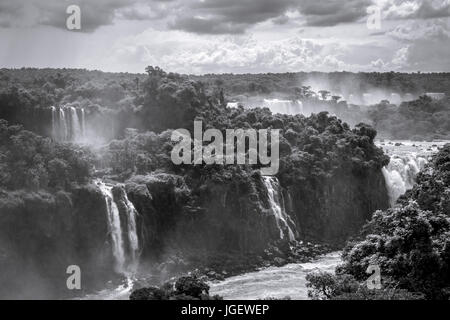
(59, 107), (68, 141)
(263, 99), (303, 115)
(50, 106), (86, 142)
(81, 108), (86, 138)
(382, 154), (428, 206)
(97, 182), (126, 273)
(51, 106), (56, 138)
(70, 107), (82, 141)
(96, 180), (140, 274)
(263, 176), (296, 241)
(120, 189), (140, 269)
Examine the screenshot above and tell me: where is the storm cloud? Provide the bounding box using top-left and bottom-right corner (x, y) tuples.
(0, 0), (140, 31)
(0, 0), (449, 73)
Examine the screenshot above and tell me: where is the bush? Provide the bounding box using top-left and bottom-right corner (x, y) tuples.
(130, 276), (223, 300)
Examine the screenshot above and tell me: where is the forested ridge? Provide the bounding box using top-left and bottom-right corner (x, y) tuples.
(1, 68), (448, 141)
(0, 66), (447, 299)
(307, 145), (450, 300)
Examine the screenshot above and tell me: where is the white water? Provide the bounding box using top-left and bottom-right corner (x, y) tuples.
(227, 102), (239, 108)
(81, 108), (86, 138)
(96, 180), (140, 274)
(209, 252), (341, 300)
(70, 107), (82, 141)
(263, 176), (296, 241)
(59, 107), (68, 141)
(263, 99), (303, 115)
(121, 192), (140, 271)
(97, 181), (127, 273)
(378, 141), (448, 205)
(51, 106), (85, 142)
(51, 106), (56, 138)
(80, 278), (134, 301)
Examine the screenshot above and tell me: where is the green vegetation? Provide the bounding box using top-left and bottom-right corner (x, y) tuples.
(0, 66), (447, 299)
(306, 144), (450, 300)
(368, 96), (450, 140)
(130, 276), (222, 300)
(193, 71), (450, 98)
(0, 120), (92, 191)
(1, 68), (449, 140)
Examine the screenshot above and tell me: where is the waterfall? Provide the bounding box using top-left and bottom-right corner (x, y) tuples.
(50, 106), (56, 139)
(96, 180), (140, 274)
(50, 106), (86, 142)
(97, 182), (126, 273)
(58, 107), (68, 141)
(69, 107), (82, 142)
(263, 176), (296, 241)
(81, 108), (86, 138)
(120, 189), (140, 269)
(263, 99), (303, 115)
(382, 154), (428, 206)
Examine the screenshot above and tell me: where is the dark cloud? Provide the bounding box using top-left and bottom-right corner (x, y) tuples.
(168, 0), (374, 34)
(272, 15), (290, 25)
(169, 17), (248, 34)
(412, 0), (450, 19)
(296, 0), (372, 26)
(0, 0), (140, 32)
(2, 0), (447, 35)
(168, 0), (296, 34)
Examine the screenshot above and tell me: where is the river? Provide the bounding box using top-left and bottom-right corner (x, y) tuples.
(209, 252), (341, 300)
(82, 140), (448, 300)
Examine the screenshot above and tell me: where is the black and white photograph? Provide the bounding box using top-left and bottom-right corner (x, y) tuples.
(0, 0), (449, 308)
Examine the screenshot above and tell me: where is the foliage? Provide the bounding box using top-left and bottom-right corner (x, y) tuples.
(368, 96), (450, 140)
(193, 71), (450, 98)
(0, 119), (93, 190)
(312, 145), (450, 300)
(129, 276), (222, 300)
(306, 271), (424, 300)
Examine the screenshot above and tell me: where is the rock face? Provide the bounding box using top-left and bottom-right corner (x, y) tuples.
(125, 168), (389, 265)
(0, 163), (389, 298)
(286, 169), (389, 245)
(125, 172), (293, 263)
(0, 184), (116, 299)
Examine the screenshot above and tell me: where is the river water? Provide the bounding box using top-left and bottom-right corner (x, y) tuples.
(208, 140), (449, 300)
(209, 252), (341, 300)
(82, 140), (448, 300)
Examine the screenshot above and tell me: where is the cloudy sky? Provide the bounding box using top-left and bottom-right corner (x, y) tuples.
(0, 0), (449, 74)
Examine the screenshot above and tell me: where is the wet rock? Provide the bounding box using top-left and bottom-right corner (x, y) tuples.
(273, 257), (286, 267)
(130, 286), (167, 300)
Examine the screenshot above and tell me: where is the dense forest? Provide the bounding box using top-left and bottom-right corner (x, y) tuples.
(193, 71), (450, 98)
(1, 68), (449, 141)
(306, 145), (450, 300)
(0, 67), (448, 299)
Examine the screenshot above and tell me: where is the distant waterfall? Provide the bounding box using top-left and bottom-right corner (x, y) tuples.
(96, 180), (140, 274)
(81, 108), (86, 137)
(69, 107), (82, 140)
(51, 106), (56, 138)
(263, 99), (303, 115)
(50, 106), (85, 142)
(382, 154), (428, 206)
(121, 190), (140, 267)
(263, 176), (296, 241)
(59, 107), (68, 141)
